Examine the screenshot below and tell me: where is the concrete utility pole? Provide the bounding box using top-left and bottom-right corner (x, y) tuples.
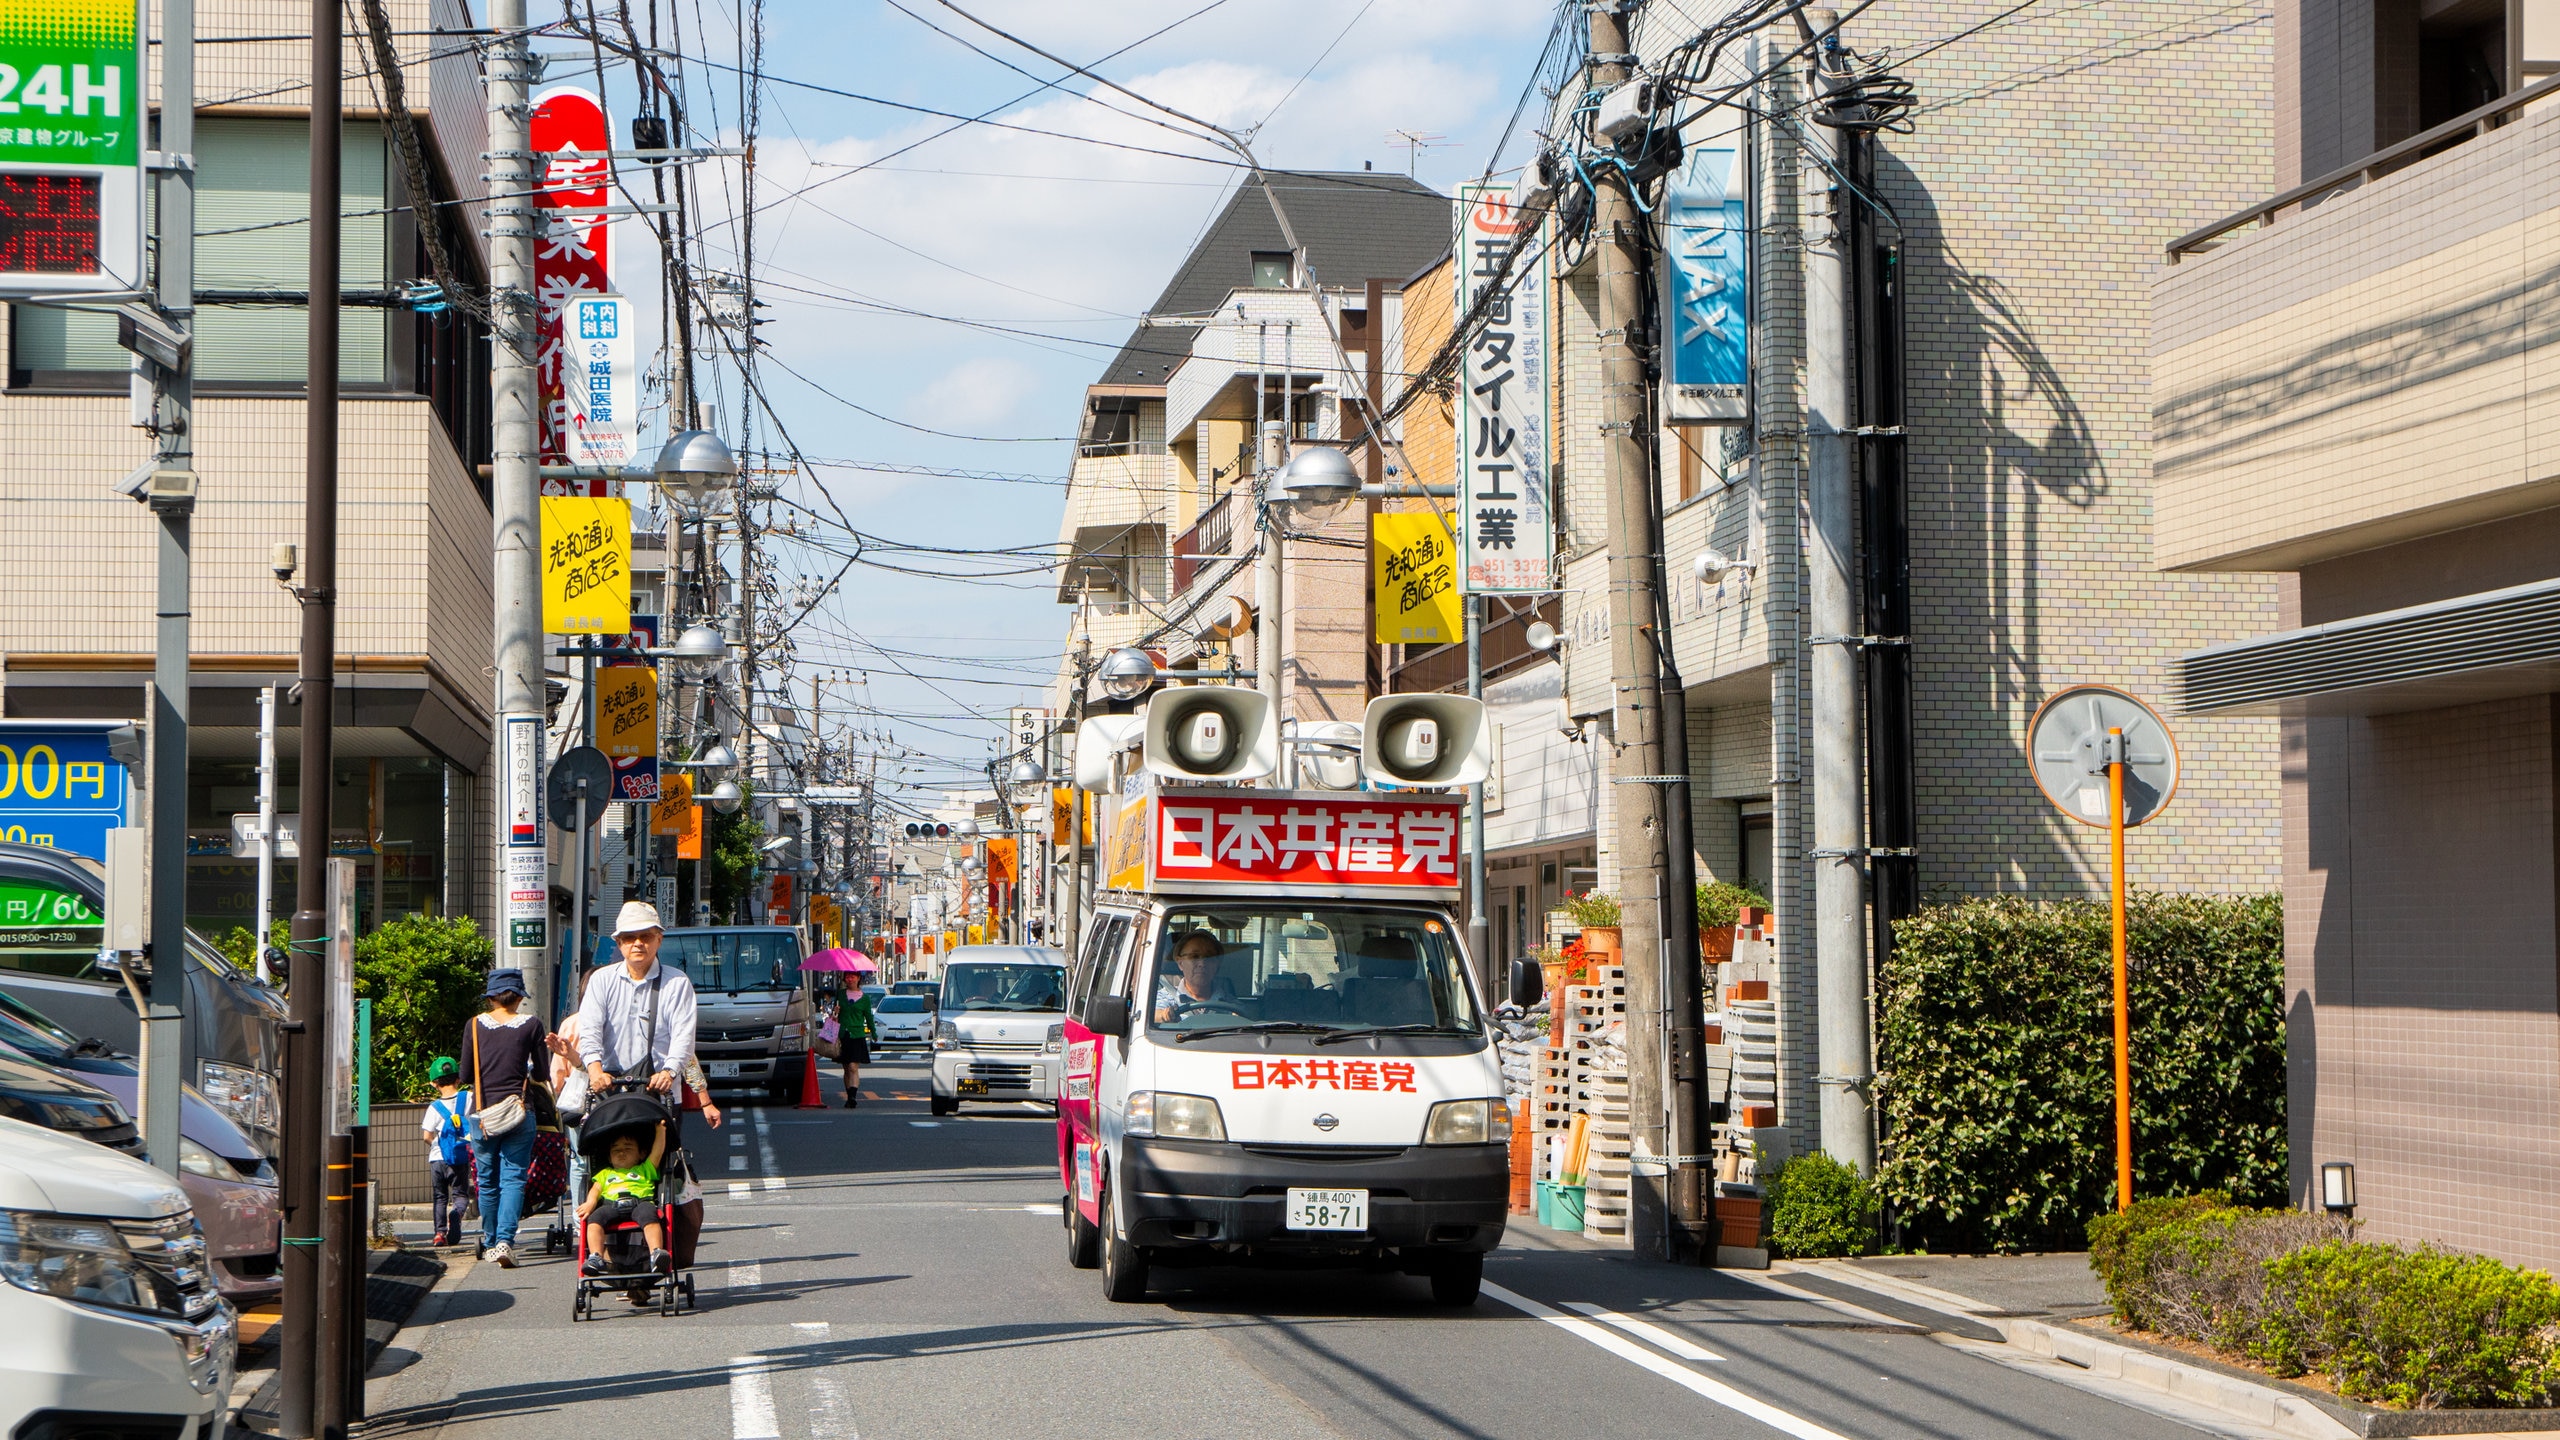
(1586, 3), (1705, 1261)
(1804, 14), (1876, 1176)
(1464, 595), (1489, 992)
(280, 0), (341, 1428)
(1059, 638), (1088, 953)
(1255, 418), (1286, 736)
(138, 0), (198, 1183)
(487, 0), (549, 1009)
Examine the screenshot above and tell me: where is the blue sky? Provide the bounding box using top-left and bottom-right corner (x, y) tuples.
(578, 0), (1562, 804)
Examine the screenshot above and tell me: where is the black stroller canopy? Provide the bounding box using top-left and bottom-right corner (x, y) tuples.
(580, 1092), (666, 1167)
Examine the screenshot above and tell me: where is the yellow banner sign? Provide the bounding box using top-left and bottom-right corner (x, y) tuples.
(1373, 510), (1460, 645)
(541, 496), (631, 634)
(597, 666), (656, 760)
(674, 803), (702, 860)
(651, 771), (694, 834)
(985, 837), (1017, 884)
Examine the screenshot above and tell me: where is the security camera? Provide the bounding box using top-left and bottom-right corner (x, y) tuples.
(271, 542), (299, 583)
(1694, 547), (1758, 584)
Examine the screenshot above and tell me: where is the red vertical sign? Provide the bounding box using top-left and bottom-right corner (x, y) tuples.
(530, 86), (613, 494)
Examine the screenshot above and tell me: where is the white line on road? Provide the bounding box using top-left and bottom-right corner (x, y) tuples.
(754, 1110), (780, 1177)
(792, 1321), (829, 1339)
(1021, 1202), (1060, 1215)
(764, 1175), (786, 1191)
(1564, 1302), (1729, 1362)
(729, 1355), (779, 1440)
(729, 1155), (748, 1171)
(811, 1372), (860, 1439)
(1481, 1282), (1846, 1440)
(908, 1121), (940, 1128)
(730, 1133), (746, 1147)
(730, 1260), (762, 1291)
(728, 1180), (751, 1199)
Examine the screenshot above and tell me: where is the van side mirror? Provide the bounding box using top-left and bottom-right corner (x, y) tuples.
(1086, 995), (1131, 1039)
(1507, 957), (1544, 1010)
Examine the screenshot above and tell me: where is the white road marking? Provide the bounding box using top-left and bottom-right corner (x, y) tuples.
(792, 1321), (829, 1339)
(728, 1155), (748, 1171)
(729, 1355), (779, 1439)
(1564, 1302), (1728, 1362)
(763, 1175), (786, 1191)
(1481, 1282), (1847, 1440)
(730, 1133), (746, 1147)
(908, 1121), (940, 1128)
(754, 1111), (780, 1177)
(728, 1181), (751, 1199)
(1021, 1202), (1060, 1215)
(729, 1260), (762, 1290)
(810, 1372), (860, 1439)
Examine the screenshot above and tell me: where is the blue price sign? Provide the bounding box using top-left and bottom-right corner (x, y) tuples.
(0, 722), (130, 858)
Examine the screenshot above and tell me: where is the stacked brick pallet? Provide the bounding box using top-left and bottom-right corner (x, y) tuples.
(1560, 966), (1631, 1245)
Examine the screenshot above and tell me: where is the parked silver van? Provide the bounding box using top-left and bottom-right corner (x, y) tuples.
(929, 945), (1067, 1115)
(591, 926), (813, 1103)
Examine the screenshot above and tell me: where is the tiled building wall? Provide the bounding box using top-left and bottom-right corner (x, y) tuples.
(2288, 697), (2560, 1269)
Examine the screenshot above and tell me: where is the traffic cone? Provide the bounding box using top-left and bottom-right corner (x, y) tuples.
(796, 1047), (825, 1109)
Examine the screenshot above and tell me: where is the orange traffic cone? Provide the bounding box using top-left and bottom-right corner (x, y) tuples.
(796, 1047), (825, 1109)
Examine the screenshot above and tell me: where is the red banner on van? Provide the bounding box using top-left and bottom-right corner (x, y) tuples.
(1137, 789), (1463, 896)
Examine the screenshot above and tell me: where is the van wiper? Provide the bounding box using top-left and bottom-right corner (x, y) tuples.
(1170, 1020), (1335, 1044)
(1312, 1023), (1477, 1046)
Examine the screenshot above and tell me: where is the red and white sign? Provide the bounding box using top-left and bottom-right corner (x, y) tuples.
(531, 85), (614, 492)
(1144, 790), (1462, 895)
(1231, 1058), (1419, 1092)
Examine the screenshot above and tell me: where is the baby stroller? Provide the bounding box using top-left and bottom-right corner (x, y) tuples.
(570, 1086), (697, 1320)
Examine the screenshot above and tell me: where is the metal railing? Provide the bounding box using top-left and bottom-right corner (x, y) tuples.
(2167, 71), (2560, 261)
(1172, 491), (1236, 592)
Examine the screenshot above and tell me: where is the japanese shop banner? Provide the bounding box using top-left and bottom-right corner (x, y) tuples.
(1454, 182), (1553, 595)
(596, 664), (658, 802)
(650, 771), (693, 835)
(1142, 789), (1462, 895)
(564, 294), (638, 466)
(539, 495), (630, 634)
(985, 837), (1018, 885)
(1664, 140), (1750, 424)
(0, 0), (146, 295)
(1372, 509), (1460, 644)
(531, 85), (614, 490)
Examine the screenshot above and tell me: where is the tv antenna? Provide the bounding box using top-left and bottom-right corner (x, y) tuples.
(1386, 131), (1451, 176)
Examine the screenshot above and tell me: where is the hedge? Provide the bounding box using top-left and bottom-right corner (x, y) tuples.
(353, 914), (495, 1104)
(1876, 892), (2286, 1252)
(1766, 1151), (1878, 1258)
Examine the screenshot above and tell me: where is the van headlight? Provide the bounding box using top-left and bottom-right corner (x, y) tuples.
(1424, 1098), (1509, 1146)
(196, 1061), (280, 1136)
(772, 1022), (805, 1049)
(1044, 1023), (1064, 1055)
(933, 1019), (958, 1051)
(0, 1209), (186, 1318)
(178, 1138), (237, 1183)
(1125, 1092), (1224, 1141)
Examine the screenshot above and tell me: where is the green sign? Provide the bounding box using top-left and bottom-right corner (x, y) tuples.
(0, 875), (101, 948)
(0, 0), (140, 167)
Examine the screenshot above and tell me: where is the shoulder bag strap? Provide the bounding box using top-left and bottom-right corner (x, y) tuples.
(470, 1018), (482, 1108)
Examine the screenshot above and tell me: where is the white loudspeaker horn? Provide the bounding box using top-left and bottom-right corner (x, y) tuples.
(1142, 686), (1278, 782)
(1072, 715), (1145, 792)
(1294, 720), (1362, 790)
(1360, 694), (1492, 787)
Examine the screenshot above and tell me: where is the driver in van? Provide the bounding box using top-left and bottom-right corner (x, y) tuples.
(1153, 931), (1232, 1023)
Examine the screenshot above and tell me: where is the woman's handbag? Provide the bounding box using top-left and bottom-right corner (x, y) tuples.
(470, 1020), (531, 1137)
(814, 1013), (842, 1062)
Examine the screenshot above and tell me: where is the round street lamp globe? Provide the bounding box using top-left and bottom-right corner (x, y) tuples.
(1007, 758), (1047, 787)
(1098, 646), (1159, 702)
(956, 819), (981, 840)
(1274, 445), (1360, 507)
(665, 624), (729, 666)
(655, 429), (738, 506)
(706, 780), (744, 814)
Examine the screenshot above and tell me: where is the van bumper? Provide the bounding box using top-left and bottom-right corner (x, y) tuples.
(0, 1287), (234, 1440)
(1119, 1138), (1508, 1253)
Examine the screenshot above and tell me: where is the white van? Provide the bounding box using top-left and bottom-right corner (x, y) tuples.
(930, 946), (1068, 1114)
(0, 1115), (236, 1438)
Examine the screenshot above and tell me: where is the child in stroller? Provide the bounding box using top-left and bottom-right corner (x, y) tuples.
(577, 1119), (667, 1277)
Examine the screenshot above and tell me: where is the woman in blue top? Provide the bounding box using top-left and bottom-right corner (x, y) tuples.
(419, 1056), (473, 1247)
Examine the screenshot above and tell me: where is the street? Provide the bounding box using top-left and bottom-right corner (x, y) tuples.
(368, 1057), (2233, 1440)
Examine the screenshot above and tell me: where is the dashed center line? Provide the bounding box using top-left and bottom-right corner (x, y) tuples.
(792, 1321), (829, 1339)
(729, 1155), (748, 1171)
(729, 1259), (762, 1291)
(727, 1180), (751, 1199)
(729, 1354), (779, 1439)
(810, 1372), (859, 1439)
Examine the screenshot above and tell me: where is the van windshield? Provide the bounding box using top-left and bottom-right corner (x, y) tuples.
(1146, 906), (1480, 1037)
(589, 930), (802, 992)
(942, 963), (1064, 1013)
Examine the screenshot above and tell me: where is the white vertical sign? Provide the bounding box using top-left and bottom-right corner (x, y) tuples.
(1455, 183), (1553, 594)
(565, 294), (637, 466)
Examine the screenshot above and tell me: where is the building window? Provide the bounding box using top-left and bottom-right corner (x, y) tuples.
(1251, 250), (1292, 288)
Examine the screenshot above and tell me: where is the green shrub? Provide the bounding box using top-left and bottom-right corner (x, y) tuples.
(1697, 882), (1770, 931)
(354, 914), (493, 1104)
(214, 920), (288, 975)
(2087, 1192), (2226, 1324)
(1877, 892), (2286, 1252)
(1561, 891), (1620, 928)
(2125, 1206), (2340, 1346)
(2255, 1241), (2560, 1410)
(1766, 1151), (1878, 1258)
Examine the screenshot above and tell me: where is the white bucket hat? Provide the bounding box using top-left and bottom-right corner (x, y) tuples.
(612, 900), (665, 937)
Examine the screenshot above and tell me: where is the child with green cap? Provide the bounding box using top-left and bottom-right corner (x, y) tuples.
(420, 1056), (472, 1247)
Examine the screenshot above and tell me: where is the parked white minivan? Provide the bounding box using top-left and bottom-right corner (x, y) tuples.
(929, 946), (1068, 1114)
(0, 1115), (236, 1438)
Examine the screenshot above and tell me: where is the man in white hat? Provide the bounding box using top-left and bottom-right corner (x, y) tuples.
(578, 901), (699, 1098)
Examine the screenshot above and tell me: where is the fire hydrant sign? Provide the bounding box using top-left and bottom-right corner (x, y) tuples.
(0, 0), (145, 296)
(540, 495), (630, 634)
(1135, 788), (1463, 897)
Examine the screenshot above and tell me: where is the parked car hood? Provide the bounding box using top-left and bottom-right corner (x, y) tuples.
(0, 1047), (264, 1163)
(0, 1115), (188, 1219)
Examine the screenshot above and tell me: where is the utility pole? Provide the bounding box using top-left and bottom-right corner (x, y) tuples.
(487, 0), (548, 1010)
(1587, 1), (1705, 1262)
(1464, 596), (1489, 993)
(137, 0), (198, 1183)
(280, 0), (341, 1428)
(1804, 14), (1876, 1176)
(1059, 638), (1088, 954)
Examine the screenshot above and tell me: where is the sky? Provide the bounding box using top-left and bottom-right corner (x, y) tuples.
(558, 0), (1564, 814)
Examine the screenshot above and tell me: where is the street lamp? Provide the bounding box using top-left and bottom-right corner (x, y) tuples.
(656, 624), (730, 670)
(670, 741), (739, 773)
(1274, 443), (1360, 514)
(1007, 757), (1046, 787)
(706, 780), (744, 815)
(655, 429), (738, 509)
(1098, 647), (1158, 702)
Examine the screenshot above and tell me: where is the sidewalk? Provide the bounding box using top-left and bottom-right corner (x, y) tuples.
(230, 1248), (451, 1436)
(1844, 1252), (2111, 1319)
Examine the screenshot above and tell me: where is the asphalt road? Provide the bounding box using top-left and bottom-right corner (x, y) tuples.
(364, 1055), (2242, 1440)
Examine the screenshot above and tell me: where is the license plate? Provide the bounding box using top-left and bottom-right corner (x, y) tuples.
(706, 1061), (740, 1079)
(957, 1077), (989, 1096)
(1285, 1188), (1369, 1231)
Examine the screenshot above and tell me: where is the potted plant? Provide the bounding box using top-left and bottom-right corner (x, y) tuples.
(1534, 943), (1572, 1002)
(1561, 891), (1621, 962)
(1696, 882), (1771, 964)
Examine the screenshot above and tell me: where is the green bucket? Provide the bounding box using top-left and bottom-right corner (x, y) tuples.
(1550, 1183), (1586, 1231)
(1533, 1179), (1557, 1227)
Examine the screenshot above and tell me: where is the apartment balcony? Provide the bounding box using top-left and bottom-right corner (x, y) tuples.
(1172, 491), (1239, 592)
(2151, 77), (2560, 574)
